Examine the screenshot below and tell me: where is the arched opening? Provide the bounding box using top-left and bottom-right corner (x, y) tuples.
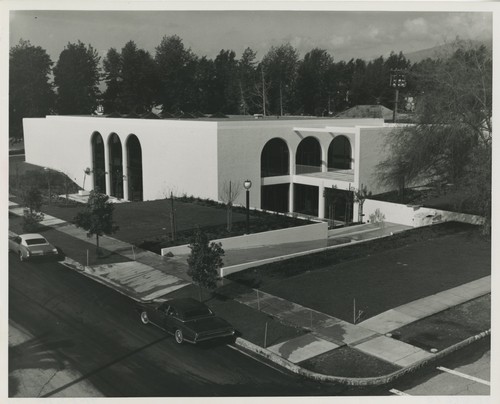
(328, 135), (352, 170)
(108, 133), (123, 198)
(261, 138), (289, 177)
(296, 137), (321, 174)
(126, 134), (143, 201)
(91, 132), (105, 192)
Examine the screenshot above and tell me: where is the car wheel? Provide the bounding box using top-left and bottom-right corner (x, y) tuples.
(19, 252), (25, 262)
(140, 311), (149, 324)
(174, 329), (184, 344)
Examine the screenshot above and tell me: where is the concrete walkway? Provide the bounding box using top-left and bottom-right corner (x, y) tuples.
(9, 200), (490, 375)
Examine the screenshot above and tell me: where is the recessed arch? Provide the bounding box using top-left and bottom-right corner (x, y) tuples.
(126, 134), (143, 201)
(296, 136), (321, 174)
(328, 135), (352, 170)
(261, 137), (289, 177)
(91, 131), (105, 193)
(108, 133), (123, 198)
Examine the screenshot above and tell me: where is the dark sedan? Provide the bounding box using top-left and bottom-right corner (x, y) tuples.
(137, 298), (235, 344)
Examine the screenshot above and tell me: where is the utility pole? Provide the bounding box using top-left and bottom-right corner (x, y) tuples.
(170, 191), (176, 241)
(279, 81), (283, 117)
(390, 70), (407, 123)
(261, 65), (266, 116)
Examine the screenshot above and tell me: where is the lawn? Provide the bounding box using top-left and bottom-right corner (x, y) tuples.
(10, 157), (310, 252)
(228, 223), (490, 323)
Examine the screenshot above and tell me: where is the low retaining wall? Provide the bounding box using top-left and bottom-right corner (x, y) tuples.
(161, 222), (328, 256)
(363, 199), (484, 228)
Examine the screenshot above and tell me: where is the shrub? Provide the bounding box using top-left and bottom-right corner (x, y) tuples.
(22, 211), (44, 232)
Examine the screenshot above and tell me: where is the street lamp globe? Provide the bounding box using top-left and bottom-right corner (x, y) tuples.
(243, 179), (252, 190)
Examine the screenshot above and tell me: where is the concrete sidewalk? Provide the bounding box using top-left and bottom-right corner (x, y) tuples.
(9, 200), (490, 381)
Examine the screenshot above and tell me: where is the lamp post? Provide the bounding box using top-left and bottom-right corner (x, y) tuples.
(243, 179), (252, 234)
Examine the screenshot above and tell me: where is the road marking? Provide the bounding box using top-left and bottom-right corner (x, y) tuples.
(389, 388), (410, 396)
(227, 344), (290, 376)
(437, 366), (490, 386)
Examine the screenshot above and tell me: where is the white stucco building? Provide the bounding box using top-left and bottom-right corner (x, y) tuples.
(23, 116), (399, 224)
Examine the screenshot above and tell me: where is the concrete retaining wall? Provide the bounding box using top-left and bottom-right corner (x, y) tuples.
(363, 199), (484, 227)
(161, 221), (328, 256)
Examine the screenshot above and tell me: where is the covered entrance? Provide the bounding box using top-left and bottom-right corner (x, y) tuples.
(294, 183), (318, 216)
(324, 187), (354, 225)
(261, 184), (289, 213)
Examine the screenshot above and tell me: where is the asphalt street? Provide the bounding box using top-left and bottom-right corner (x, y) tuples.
(9, 254), (490, 398)
(9, 254), (376, 397)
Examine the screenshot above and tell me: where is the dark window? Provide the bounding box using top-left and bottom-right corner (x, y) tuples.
(328, 135), (352, 170)
(296, 137), (321, 174)
(261, 138), (289, 177)
(25, 238), (48, 246)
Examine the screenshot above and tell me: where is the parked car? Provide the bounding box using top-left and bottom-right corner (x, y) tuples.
(8, 233), (59, 262)
(137, 298), (236, 344)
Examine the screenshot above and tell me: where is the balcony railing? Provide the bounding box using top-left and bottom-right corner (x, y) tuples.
(295, 164), (322, 174)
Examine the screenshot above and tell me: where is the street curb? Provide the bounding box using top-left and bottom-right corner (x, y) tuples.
(234, 329), (490, 386)
(60, 257), (146, 303)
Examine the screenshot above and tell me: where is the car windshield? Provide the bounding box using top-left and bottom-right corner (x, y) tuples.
(182, 307), (212, 320)
(25, 238), (48, 246)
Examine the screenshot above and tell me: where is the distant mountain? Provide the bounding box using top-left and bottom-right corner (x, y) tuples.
(404, 40), (492, 64)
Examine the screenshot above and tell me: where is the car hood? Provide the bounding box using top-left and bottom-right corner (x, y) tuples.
(185, 316), (233, 333)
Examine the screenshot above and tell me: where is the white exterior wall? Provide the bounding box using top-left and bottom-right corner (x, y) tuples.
(216, 118), (383, 209)
(161, 221), (328, 256)
(23, 116), (219, 201)
(23, 116), (394, 221)
(357, 125), (398, 196)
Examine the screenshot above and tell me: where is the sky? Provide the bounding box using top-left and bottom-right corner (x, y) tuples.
(8, 7), (493, 64)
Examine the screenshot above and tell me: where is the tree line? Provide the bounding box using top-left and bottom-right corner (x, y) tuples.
(10, 35), (416, 139)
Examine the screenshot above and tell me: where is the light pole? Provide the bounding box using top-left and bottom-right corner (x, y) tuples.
(243, 179), (252, 234)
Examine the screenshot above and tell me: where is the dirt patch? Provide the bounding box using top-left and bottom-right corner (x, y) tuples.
(392, 294), (491, 351)
(299, 345), (401, 378)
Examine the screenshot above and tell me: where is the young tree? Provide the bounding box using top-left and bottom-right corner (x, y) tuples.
(353, 184), (372, 223)
(9, 40), (55, 139)
(219, 181), (241, 232)
(73, 190), (119, 255)
(53, 41), (101, 115)
(187, 230), (225, 300)
(21, 186), (45, 232)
